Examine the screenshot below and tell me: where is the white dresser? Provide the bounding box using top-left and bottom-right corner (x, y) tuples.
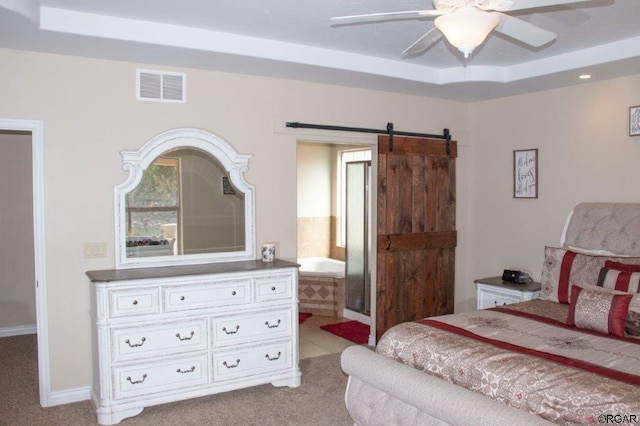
(88, 259), (301, 425)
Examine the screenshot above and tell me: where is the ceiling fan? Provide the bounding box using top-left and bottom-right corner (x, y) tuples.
(331, 0), (593, 59)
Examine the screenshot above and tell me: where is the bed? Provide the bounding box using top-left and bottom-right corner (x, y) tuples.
(341, 203), (640, 425)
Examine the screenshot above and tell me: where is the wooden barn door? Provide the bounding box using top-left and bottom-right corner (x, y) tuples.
(376, 135), (457, 340)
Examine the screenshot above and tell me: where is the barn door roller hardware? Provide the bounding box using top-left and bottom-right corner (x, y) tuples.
(285, 121), (451, 154)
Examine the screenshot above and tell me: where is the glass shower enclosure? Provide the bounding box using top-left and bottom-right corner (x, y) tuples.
(345, 160), (371, 316)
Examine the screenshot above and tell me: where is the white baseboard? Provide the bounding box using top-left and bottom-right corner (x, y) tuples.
(368, 334), (376, 347)
(48, 386), (91, 406)
(0, 324), (37, 337)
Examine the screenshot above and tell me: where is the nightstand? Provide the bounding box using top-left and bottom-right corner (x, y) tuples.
(475, 276), (541, 310)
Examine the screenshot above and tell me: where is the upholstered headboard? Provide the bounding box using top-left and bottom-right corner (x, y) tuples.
(562, 203), (640, 257)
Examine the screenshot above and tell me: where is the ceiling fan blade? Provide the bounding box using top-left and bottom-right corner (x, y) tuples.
(331, 10), (443, 24)
(508, 0), (592, 12)
(494, 13), (556, 47)
(402, 28), (442, 56)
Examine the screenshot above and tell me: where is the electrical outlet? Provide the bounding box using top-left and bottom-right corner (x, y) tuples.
(84, 242), (106, 258)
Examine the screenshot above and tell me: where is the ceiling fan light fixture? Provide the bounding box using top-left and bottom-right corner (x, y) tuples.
(435, 7), (500, 58)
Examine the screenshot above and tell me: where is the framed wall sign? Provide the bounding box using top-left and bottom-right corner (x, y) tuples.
(630, 106), (640, 136)
(513, 149), (538, 199)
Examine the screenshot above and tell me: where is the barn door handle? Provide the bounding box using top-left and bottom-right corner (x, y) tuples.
(386, 235), (391, 251)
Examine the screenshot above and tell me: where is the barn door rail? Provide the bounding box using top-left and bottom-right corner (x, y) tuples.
(285, 121), (451, 154)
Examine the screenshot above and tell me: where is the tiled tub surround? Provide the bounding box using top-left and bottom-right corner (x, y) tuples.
(297, 216), (345, 261)
(297, 257), (345, 317)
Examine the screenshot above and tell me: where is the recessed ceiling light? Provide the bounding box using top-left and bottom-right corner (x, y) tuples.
(578, 74), (592, 80)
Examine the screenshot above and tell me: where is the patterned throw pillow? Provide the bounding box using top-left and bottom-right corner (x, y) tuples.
(605, 260), (640, 273)
(627, 311), (640, 337)
(577, 284), (640, 337)
(566, 286), (633, 337)
(597, 268), (640, 293)
(540, 247), (640, 304)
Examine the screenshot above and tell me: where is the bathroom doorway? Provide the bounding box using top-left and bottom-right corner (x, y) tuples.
(296, 142), (372, 322)
(296, 140), (374, 354)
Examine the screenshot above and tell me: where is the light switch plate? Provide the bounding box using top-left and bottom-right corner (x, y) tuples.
(84, 242), (106, 258)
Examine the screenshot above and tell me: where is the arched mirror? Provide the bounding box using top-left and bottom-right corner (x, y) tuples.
(115, 128), (255, 269)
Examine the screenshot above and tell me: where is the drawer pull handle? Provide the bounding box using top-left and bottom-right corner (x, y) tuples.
(180, 296), (185, 301)
(494, 301), (507, 306)
(271, 286), (276, 291)
(132, 300), (138, 305)
(125, 337), (146, 348)
(223, 359), (240, 369)
(232, 291), (237, 296)
(126, 374), (147, 385)
(176, 366), (196, 374)
(265, 319), (281, 329)
(222, 325), (240, 335)
(176, 331), (195, 341)
(265, 351), (282, 361)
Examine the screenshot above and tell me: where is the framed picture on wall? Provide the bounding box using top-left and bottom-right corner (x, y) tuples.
(630, 106), (640, 136)
(513, 149), (538, 199)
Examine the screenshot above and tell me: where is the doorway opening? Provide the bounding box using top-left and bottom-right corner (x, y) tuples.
(0, 119), (48, 407)
(296, 140), (375, 354)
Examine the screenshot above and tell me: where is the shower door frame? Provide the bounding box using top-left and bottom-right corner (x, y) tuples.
(344, 160), (372, 317)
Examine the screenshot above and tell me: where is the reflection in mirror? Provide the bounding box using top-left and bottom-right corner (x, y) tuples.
(125, 149), (246, 258)
(115, 128), (255, 269)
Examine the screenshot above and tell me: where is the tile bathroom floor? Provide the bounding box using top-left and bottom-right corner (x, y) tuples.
(299, 314), (359, 359)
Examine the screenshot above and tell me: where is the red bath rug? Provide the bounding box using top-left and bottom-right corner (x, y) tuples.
(299, 312), (312, 324)
(320, 320), (369, 344)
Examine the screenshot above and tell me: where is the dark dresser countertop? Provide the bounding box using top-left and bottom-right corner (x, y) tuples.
(87, 259), (300, 283)
(474, 276), (542, 292)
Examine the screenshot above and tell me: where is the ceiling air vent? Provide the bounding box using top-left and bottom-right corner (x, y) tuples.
(136, 69), (186, 103)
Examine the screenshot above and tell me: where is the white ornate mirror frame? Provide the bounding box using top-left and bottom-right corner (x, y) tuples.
(115, 128), (255, 269)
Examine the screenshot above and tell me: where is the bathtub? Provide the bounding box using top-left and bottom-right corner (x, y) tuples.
(297, 257), (345, 278)
(297, 257), (345, 317)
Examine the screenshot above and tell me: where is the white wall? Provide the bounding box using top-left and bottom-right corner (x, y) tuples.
(0, 47), (468, 392)
(467, 74), (640, 307)
(0, 132), (35, 329)
(296, 143), (333, 217)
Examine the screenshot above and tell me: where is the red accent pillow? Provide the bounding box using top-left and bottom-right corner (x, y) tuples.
(597, 268), (640, 293)
(605, 260), (640, 273)
(566, 286), (633, 337)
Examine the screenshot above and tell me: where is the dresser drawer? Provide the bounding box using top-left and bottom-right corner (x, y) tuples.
(477, 288), (522, 309)
(212, 309), (292, 346)
(213, 341), (292, 382)
(113, 354), (208, 400)
(164, 279), (251, 312)
(110, 288), (160, 319)
(254, 274), (293, 302)
(112, 320), (208, 362)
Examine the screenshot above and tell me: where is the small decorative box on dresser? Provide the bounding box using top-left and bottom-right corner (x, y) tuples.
(475, 276), (541, 310)
(87, 259), (301, 425)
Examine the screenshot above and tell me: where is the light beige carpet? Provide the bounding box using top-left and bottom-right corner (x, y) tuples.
(0, 334), (352, 426)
